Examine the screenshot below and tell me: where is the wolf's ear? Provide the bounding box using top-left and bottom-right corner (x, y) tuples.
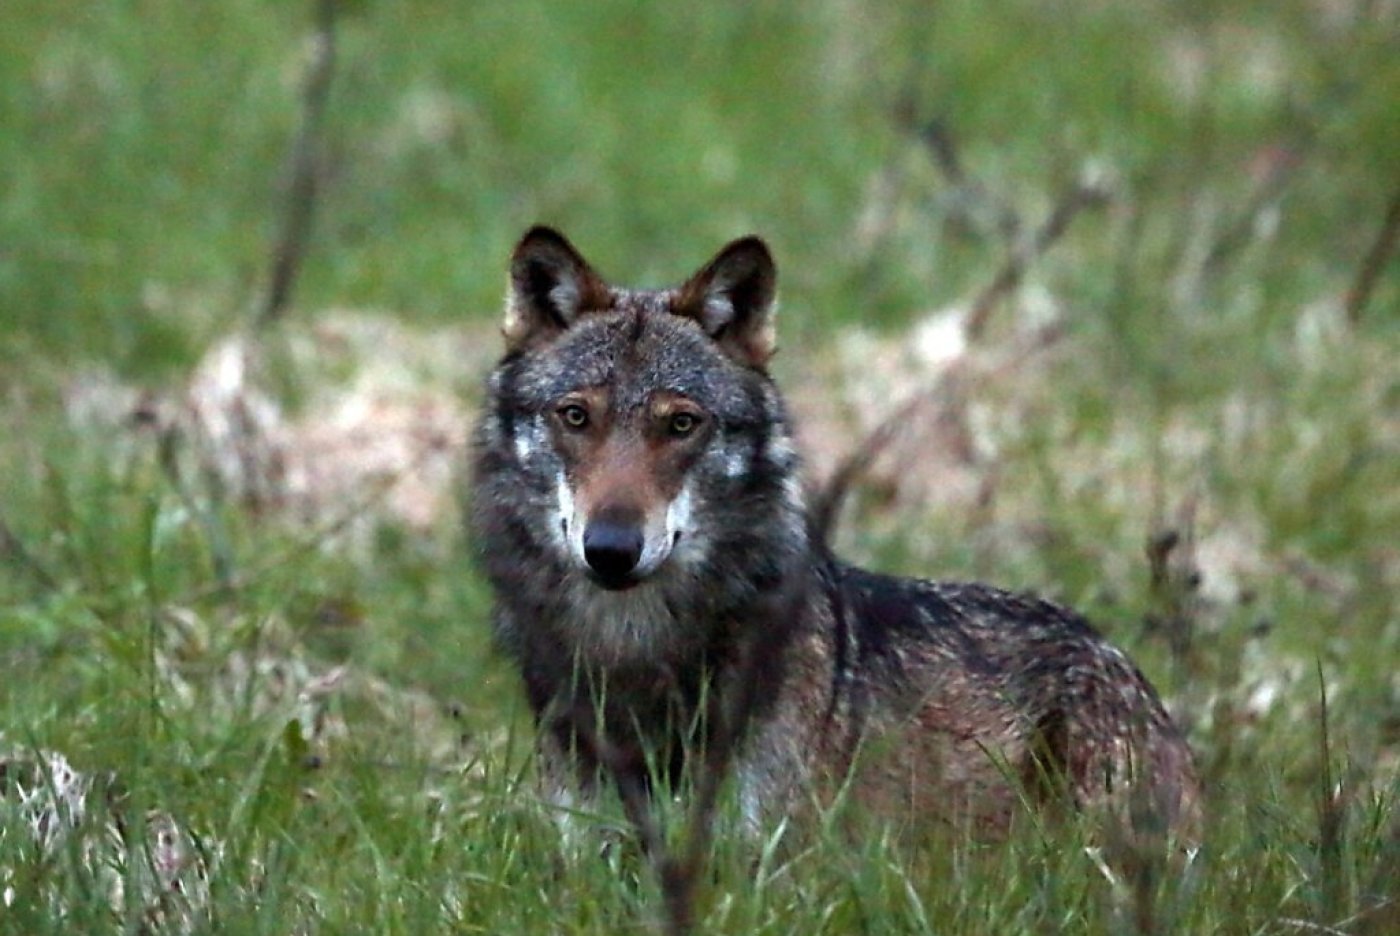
(674, 236), (777, 368)
(503, 226), (611, 351)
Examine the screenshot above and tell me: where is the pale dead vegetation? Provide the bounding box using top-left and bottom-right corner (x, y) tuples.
(793, 289), (1397, 613)
(64, 311), (492, 541)
(792, 304), (1062, 519)
(2, 593), (488, 927)
(155, 602), (475, 769)
(786, 274), (1399, 791)
(1, 738), (211, 930)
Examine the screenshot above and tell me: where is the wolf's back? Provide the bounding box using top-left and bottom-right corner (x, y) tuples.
(814, 563), (1200, 831)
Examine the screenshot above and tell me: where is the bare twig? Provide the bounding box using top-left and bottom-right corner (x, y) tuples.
(1315, 661), (1348, 926)
(256, 0), (339, 329)
(1202, 142), (1308, 274)
(917, 118), (1021, 240)
(1344, 183), (1400, 324)
(918, 117), (968, 188)
(156, 424), (238, 595)
(965, 176), (1111, 342)
(1144, 496), (1202, 672)
(815, 148), (1102, 542)
(1204, 150), (1299, 274)
(1355, 897), (1400, 936)
(0, 511), (60, 593)
(809, 390), (930, 545)
(810, 323), (1064, 545)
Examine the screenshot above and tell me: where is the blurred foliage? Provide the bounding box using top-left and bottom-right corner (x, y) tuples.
(1, 1), (1398, 932)
(4, 1), (1391, 375)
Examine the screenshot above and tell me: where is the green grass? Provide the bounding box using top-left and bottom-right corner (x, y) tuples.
(2, 0), (1399, 932)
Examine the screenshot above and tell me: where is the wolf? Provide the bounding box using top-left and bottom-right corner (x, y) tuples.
(468, 226), (1199, 840)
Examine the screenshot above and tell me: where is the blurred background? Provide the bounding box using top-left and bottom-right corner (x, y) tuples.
(1, 1), (1397, 930)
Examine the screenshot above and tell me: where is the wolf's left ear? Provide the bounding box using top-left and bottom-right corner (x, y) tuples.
(674, 237), (777, 368)
(503, 226), (611, 351)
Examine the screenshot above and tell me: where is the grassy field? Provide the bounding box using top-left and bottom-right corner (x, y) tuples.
(2, 1), (1398, 932)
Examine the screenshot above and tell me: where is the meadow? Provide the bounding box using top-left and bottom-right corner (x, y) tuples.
(1, 1), (1397, 932)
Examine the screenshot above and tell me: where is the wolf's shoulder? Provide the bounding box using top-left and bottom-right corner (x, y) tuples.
(825, 561), (1106, 655)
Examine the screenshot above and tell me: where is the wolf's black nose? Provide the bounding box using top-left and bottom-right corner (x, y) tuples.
(582, 521), (644, 587)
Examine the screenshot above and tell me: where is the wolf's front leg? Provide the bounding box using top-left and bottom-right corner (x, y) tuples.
(535, 727), (611, 855)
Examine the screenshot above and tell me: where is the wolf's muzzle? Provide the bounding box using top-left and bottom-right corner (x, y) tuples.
(582, 519), (645, 590)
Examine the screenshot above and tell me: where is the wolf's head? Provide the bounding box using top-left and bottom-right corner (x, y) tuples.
(473, 227), (805, 638)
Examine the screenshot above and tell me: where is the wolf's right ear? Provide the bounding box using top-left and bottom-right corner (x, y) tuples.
(503, 227), (611, 351)
(674, 236), (778, 368)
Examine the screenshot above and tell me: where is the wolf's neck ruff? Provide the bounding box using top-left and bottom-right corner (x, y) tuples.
(469, 227), (1200, 843)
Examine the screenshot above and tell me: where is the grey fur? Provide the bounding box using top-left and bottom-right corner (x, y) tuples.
(469, 227), (1200, 838)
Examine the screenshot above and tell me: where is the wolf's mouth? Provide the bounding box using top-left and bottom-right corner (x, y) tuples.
(587, 571), (641, 592)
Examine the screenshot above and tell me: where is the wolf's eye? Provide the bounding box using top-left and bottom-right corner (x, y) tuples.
(668, 412), (700, 437)
(558, 404), (589, 430)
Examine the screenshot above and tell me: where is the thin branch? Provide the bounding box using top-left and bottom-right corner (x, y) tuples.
(1143, 496), (1202, 674)
(810, 323), (1064, 546)
(1202, 143), (1308, 274)
(815, 140), (1103, 542)
(256, 0), (339, 329)
(917, 118), (1020, 240)
(965, 176), (1111, 342)
(918, 118), (968, 188)
(0, 511), (60, 593)
(156, 424), (237, 596)
(809, 391), (929, 545)
(1344, 183), (1400, 324)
